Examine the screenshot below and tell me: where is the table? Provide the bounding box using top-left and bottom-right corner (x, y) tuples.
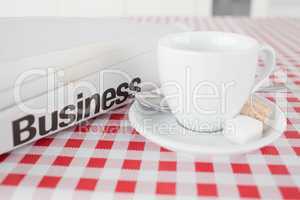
(0, 17), (299, 200)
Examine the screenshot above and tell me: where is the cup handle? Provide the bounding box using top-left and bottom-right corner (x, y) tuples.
(251, 45), (276, 93)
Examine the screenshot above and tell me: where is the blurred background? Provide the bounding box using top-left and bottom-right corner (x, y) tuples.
(0, 0), (299, 17)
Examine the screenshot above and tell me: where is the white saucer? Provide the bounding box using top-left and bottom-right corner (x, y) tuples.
(129, 94), (286, 155)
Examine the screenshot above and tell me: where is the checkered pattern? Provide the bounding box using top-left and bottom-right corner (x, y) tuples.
(0, 17), (299, 200)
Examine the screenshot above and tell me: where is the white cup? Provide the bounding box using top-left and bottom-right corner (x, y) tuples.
(158, 31), (275, 132)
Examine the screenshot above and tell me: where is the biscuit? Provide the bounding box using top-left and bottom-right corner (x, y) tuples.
(240, 97), (272, 123)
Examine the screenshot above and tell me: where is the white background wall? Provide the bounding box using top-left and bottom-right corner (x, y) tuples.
(0, 0), (299, 17)
(0, 0), (212, 17)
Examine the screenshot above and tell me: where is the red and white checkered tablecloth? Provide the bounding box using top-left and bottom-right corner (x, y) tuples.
(0, 17), (299, 200)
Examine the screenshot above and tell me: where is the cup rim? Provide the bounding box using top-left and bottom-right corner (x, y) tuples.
(158, 31), (259, 54)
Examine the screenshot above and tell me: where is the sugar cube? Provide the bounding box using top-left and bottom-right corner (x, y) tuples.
(224, 115), (263, 144)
